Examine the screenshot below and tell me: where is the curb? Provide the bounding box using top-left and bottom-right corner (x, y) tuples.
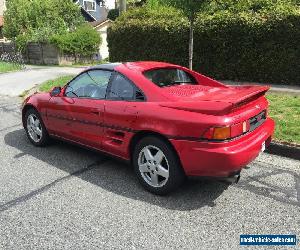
(266, 142), (300, 161)
(221, 80), (300, 96)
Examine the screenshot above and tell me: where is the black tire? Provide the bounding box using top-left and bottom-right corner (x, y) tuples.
(24, 108), (50, 146)
(133, 136), (185, 195)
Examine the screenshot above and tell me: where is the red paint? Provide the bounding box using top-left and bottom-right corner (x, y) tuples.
(22, 61), (275, 178)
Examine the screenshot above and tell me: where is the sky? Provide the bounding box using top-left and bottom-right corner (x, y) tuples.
(105, 0), (116, 10)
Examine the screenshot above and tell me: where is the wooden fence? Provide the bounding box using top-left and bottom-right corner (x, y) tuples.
(24, 42), (95, 65)
(0, 42), (94, 65)
(24, 42), (60, 65)
(0, 42), (16, 55)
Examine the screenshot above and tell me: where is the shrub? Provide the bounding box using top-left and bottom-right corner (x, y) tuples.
(108, 9), (120, 21)
(51, 24), (102, 59)
(194, 9), (300, 84)
(108, 4), (300, 84)
(108, 7), (189, 66)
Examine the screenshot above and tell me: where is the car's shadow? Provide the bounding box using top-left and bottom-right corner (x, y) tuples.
(4, 129), (230, 211)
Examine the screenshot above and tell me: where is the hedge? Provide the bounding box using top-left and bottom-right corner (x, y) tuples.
(50, 24), (102, 58)
(107, 6), (300, 85)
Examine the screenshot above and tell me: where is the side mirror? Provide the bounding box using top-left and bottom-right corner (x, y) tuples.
(50, 87), (62, 97)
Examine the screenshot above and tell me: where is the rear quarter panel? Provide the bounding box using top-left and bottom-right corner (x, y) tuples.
(132, 96), (269, 140)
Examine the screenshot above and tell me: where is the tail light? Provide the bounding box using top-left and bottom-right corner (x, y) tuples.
(202, 121), (250, 141)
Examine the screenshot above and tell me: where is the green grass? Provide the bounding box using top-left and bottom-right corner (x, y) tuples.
(0, 62), (22, 73)
(267, 94), (300, 144)
(38, 75), (75, 92)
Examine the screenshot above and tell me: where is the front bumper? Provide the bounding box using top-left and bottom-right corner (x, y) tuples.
(170, 118), (275, 177)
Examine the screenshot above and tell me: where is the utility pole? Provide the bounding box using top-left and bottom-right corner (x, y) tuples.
(119, 0), (126, 14)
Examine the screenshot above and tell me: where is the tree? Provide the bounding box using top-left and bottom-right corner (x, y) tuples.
(127, 0), (147, 7)
(160, 0), (205, 70)
(119, 0), (127, 13)
(4, 0), (84, 50)
(108, 8), (120, 20)
(119, 0), (148, 12)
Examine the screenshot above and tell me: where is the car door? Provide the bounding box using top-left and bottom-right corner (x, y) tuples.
(47, 69), (112, 149)
(103, 72), (146, 158)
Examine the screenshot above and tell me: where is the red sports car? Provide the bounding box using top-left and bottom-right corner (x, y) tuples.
(22, 61), (275, 194)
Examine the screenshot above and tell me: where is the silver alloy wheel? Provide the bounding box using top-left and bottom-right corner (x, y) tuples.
(138, 145), (170, 188)
(26, 114), (43, 143)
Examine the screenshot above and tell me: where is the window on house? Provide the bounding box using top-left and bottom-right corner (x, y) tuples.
(99, 0), (105, 7)
(83, 0), (96, 11)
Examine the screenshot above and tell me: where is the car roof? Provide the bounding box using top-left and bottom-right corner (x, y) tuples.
(123, 61), (178, 72)
(89, 61), (179, 72)
(89, 63), (122, 71)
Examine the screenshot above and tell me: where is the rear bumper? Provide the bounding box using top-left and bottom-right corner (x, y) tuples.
(170, 118), (275, 177)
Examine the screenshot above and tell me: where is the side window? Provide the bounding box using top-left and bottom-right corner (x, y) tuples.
(144, 68), (196, 87)
(107, 73), (144, 101)
(65, 70), (112, 99)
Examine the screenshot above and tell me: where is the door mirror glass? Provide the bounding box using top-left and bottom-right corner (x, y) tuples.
(50, 87), (61, 97)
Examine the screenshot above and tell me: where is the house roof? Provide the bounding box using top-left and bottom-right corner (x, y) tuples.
(91, 18), (112, 28)
(0, 16), (3, 27)
(80, 7), (96, 21)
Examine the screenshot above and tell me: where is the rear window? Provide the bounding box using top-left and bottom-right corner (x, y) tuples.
(143, 68), (197, 87)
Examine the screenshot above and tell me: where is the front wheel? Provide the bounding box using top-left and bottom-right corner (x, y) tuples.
(24, 108), (49, 146)
(133, 136), (185, 195)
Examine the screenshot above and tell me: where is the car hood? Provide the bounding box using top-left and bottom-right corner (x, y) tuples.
(160, 84), (269, 115)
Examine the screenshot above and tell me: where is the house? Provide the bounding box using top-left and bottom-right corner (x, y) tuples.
(91, 19), (113, 60)
(74, 0), (115, 60)
(74, 0), (109, 22)
(0, 0), (6, 40)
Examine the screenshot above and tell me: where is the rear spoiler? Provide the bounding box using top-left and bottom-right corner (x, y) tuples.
(160, 85), (270, 115)
(160, 101), (233, 115)
(232, 86), (269, 109)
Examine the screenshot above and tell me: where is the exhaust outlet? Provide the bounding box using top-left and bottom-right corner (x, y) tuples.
(224, 174), (240, 184)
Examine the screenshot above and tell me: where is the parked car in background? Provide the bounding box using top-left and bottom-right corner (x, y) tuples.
(22, 61), (275, 194)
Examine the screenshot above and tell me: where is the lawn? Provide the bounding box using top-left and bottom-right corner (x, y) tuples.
(37, 76), (300, 144)
(38, 75), (75, 92)
(0, 61), (22, 73)
(267, 94), (300, 145)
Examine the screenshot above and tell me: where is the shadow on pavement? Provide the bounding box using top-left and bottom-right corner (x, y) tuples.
(4, 129), (230, 211)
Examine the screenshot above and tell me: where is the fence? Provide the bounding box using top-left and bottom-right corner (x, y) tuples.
(24, 42), (60, 65)
(0, 42), (16, 55)
(24, 42), (95, 65)
(0, 42), (25, 68)
(0, 42), (95, 65)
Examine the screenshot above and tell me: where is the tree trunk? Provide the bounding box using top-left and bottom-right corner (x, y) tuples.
(119, 0), (126, 14)
(189, 17), (194, 70)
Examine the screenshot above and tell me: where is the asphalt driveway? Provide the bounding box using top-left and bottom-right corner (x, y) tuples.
(0, 95), (299, 249)
(0, 66), (85, 96)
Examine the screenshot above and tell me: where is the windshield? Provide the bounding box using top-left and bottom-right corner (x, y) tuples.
(144, 68), (197, 87)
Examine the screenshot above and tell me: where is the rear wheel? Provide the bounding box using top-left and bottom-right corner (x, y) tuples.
(133, 136), (185, 195)
(25, 108), (49, 146)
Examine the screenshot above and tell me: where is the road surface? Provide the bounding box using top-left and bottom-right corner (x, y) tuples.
(0, 95), (299, 249)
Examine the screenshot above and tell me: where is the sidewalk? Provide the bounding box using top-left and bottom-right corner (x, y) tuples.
(222, 80), (300, 95)
(0, 65), (86, 96)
